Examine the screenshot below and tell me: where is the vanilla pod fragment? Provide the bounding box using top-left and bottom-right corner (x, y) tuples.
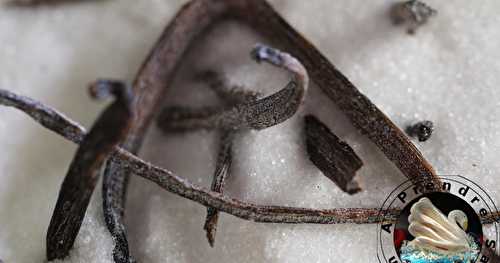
(305, 115), (362, 194)
(204, 130), (234, 247)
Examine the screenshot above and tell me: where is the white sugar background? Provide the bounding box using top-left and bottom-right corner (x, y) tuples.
(0, 0), (499, 262)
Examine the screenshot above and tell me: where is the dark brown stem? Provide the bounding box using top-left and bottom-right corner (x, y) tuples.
(0, 89), (134, 262)
(45, 80), (134, 260)
(2, 88), (498, 226)
(0, 89), (84, 144)
(204, 130), (233, 247)
(103, 157), (136, 263)
(0, 88), (397, 224)
(4, 86), (500, 263)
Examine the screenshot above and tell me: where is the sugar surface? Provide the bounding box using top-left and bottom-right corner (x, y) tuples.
(1, 0), (500, 262)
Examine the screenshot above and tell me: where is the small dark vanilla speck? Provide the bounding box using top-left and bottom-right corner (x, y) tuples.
(406, 120), (434, 142)
(390, 0), (437, 34)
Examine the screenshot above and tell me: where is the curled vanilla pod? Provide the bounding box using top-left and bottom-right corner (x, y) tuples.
(46, 80), (134, 261)
(157, 44), (308, 132)
(305, 115), (363, 194)
(157, 44), (309, 246)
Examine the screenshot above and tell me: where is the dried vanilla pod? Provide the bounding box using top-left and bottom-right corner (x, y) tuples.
(157, 44), (308, 132)
(0, 89), (85, 144)
(204, 130), (234, 247)
(110, 0), (441, 256)
(46, 80), (134, 260)
(157, 44), (309, 246)
(3, 88), (500, 226)
(0, 0), (450, 259)
(305, 115), (363, 194)
(198, 70), (260, 105)
(156, 105), (223, 132)
(103, 155), (136, 263)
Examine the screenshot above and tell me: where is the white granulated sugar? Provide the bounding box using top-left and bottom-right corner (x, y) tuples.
(1, 0), (500, 262)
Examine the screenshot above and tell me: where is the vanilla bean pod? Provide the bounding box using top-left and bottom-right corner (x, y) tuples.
(204, 130), (233, 247)
(0, 89), (402, 224)
(0, 89), (84, 144)
(0, 0), (448, 258)
(130, 1), (440, 216)
(46, 80), (134, 260)
(157, 45), (309, 246)
(158, 45), (308, 131)
(1, 89), (499, 226)
(107, 150), (400, 224)
(187, 72), (252, 246)
(157, 105), (222, 132)
(218, 0), (439, 187)
(156, 72), (255, 133)
(97, 2), (225, 258)
(190, 73), (243, 247)
(101, 0), (337, 256)
(0, 88), (133, 262)
(103, 156), (136, 263)
(198, 72), (253, 247)
(117, 8), (440, 254)
(305, 115), (363, 194)
(200, 71), (260, 105)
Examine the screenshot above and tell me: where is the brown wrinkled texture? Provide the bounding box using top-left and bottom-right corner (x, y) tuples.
(157, 43), (309, 247)
(118, 1), (439, 254)
(45, 81), (134, 260)
(0, 0), (450, 260)
(305, 115), (363, 194)
(0, 88), (405, 224)
(2, 88), (499, 225)
(204, 130), (233, 247)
